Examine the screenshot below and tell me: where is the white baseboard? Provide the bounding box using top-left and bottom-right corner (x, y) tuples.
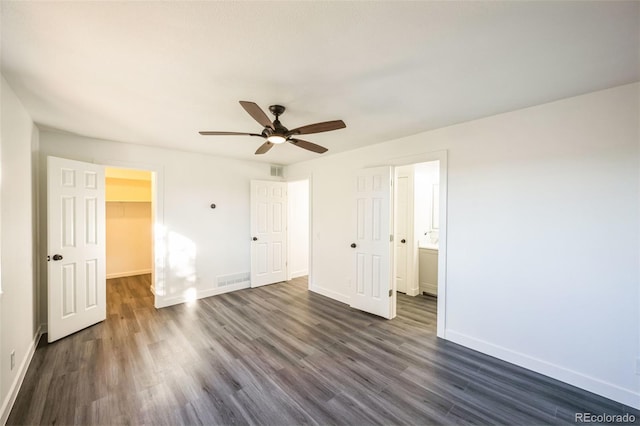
(106, 269), (152, 279)
(290, 269), (308, 279)
(155, 281), (250, 309)
(309, 283), (350, 305)
(407, 286), (420, 297)
(446, 329), (640, 410)
(0, 326), (44, 425)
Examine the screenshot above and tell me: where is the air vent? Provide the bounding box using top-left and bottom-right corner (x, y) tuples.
(217, 272), (250, 287)
(270, 165), (284, 177)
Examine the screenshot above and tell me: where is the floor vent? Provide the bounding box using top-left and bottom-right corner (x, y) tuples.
(270, 165), (284, 177)
(217, 272), (250, 287)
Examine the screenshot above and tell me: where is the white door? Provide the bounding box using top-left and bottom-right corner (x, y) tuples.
(48, 156), (106, 342)
(251, 180), (287, 287)
(350, 167), (394, 319)
(395, 173), (409, 294)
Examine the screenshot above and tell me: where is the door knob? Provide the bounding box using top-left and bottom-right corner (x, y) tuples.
(252, 237), (258, 241)
(52, 254), (63, 261)
(401, 239), (406, 244)
(350, 243), (357, 248)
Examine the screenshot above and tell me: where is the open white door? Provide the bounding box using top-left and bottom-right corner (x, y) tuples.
(395, 172), (410, 294)
(251, 180), (287, 287)
(350, 166), (394, 319)
(48, 156), (106, 342)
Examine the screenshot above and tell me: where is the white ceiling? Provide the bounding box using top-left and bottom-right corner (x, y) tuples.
(2, 1), (638, 165)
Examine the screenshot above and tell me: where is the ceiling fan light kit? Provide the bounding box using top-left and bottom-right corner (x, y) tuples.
(200, 101), (346, 155)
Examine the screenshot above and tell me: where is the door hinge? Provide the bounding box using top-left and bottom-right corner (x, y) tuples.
(390, 234), (393, 242)
(389, 289), (393, 297)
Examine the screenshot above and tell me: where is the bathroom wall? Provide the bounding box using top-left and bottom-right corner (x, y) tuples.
(414, 161), (439, 245)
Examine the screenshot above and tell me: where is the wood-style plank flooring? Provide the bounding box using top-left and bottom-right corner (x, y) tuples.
(8, 275), (639, 425)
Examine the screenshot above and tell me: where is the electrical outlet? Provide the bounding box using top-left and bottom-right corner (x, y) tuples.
(10, 350), (15, 370)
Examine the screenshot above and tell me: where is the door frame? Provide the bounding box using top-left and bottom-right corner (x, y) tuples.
(384, 150), (448, 338)
(92, 158), (164, 308)
(103, 162), (164, 300)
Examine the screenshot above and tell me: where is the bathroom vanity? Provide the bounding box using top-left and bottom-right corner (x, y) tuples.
(419, 245), (438, 296)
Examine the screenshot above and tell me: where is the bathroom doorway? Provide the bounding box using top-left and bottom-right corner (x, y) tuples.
(393, 160), (441, 330)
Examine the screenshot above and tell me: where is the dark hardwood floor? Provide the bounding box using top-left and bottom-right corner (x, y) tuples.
(8, 275), (638, 425)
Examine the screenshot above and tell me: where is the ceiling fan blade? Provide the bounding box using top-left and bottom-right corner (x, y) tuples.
(199, 131), (263, 136)
(239, 101), (275, 130)
(287, 120), (346, 136)
(255, 141), (274, 155)
(289, 138), (328, 153)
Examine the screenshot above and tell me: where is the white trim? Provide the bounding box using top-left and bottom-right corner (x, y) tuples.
(310, 283), (350, 305)
(91, 158), (165, 312)
(106, 269), (153, 279)
(447, 330), (640, 410)
(0, 326), (44, 426)
(307, 175), (313, 291)
(155, 281), (250, 309)
(289, 269), (308, 279)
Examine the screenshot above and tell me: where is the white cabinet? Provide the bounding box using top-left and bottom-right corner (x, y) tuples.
(419, 248), (438, 296)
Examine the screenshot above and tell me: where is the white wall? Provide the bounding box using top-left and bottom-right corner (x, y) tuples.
(287, 180), (309, 279)
(105, 174), (153, 279)
(414, 161), (439, 245)
(0, 75), (40, 423)
(106, 202), (152, 279)
(38, 131), (278, 311)
(286, 83), (640, 409)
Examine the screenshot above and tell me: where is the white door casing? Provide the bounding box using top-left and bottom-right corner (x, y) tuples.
(350, 166), (394, 319)
(251, 180), (287, 287)
(47, 156), (106, 342)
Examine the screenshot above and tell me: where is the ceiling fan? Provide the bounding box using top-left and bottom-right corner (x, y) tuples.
(199, 101), (346, 155)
